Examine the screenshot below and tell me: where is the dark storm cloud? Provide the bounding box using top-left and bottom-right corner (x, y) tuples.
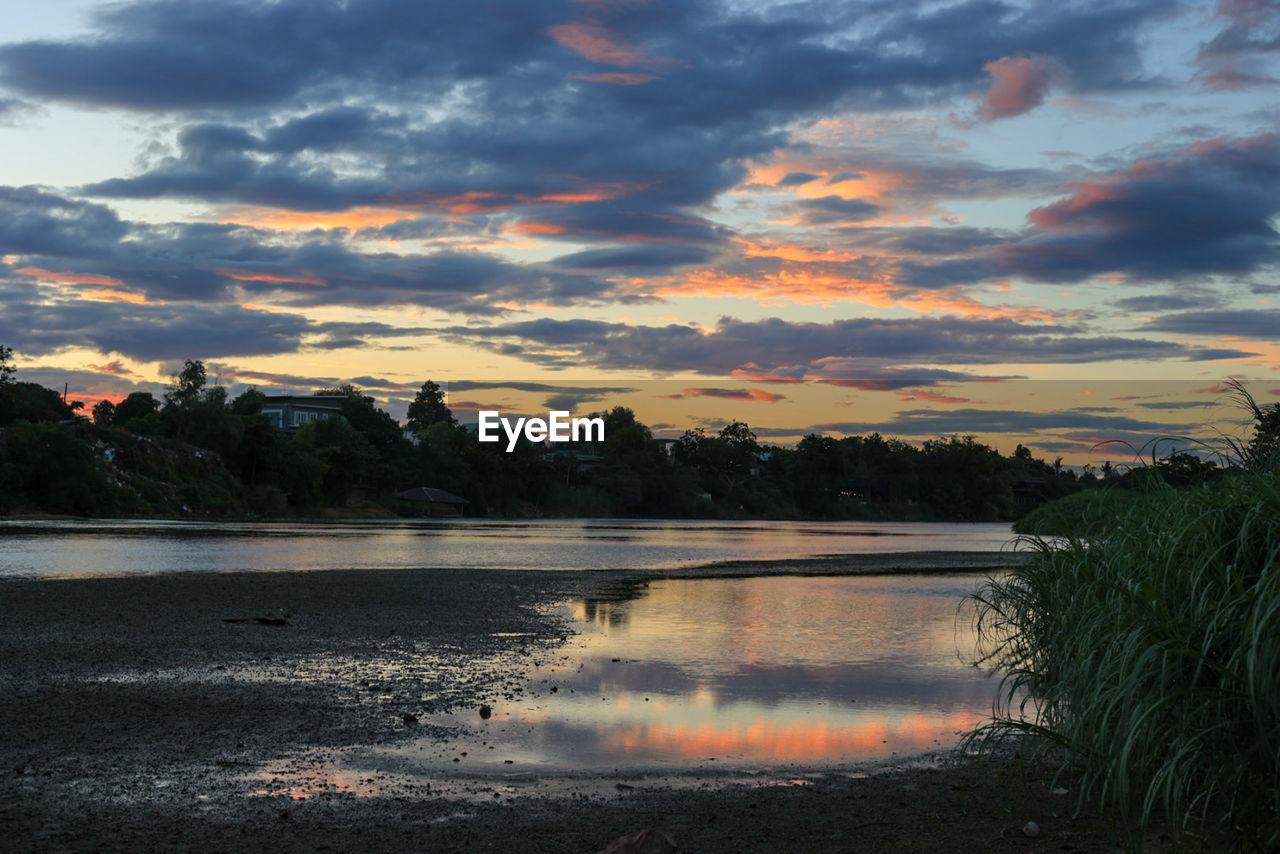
(441, 315), (1250, 375)
(1141, 309), (1280, 340)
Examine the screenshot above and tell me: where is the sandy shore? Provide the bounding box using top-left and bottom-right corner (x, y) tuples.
(0, 553), (1167, 852)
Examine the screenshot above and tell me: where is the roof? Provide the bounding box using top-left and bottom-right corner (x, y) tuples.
(395, 486), (468, 504)
(262, 395), (347, 409)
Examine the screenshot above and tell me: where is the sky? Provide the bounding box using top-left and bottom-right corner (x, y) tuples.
(1, 0), (1278, 463)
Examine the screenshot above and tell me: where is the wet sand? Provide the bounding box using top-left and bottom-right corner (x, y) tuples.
(0, 553), (1167, 852)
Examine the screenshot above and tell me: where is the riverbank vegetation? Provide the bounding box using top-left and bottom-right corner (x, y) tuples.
(0, 351), (1096, 520)
(967, 384), (1280, 850)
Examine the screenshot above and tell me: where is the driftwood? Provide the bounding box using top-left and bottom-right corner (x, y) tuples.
(221, 614), (290, 626)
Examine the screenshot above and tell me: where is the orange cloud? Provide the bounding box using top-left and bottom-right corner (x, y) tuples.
(79, 289), (150, 304)
(548, 21), (683, 71)
(218, 206), (414, 231)
(16, 266), (127, 287)
(730, 365), (805, 384)
(679, 387), (788, 403)
(219, 270), (327, 287)
(510, 221), (570, 236)
(87, 360), (136, 377)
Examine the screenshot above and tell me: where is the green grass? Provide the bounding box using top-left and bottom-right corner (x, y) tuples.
(1012, 486), (1152, 538)
(965, 469), (1280, 850)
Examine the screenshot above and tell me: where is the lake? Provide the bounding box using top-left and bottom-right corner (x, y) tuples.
(0, 517), (1013, 578)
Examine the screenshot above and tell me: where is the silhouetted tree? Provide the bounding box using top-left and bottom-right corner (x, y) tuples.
(406, 380), (455, 431)
(92, 399), (116, 425)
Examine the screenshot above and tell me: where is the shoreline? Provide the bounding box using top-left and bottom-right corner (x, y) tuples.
(1, 553), (1157, 852)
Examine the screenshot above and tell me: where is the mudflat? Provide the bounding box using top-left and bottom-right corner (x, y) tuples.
(0, 554), (1167, 852)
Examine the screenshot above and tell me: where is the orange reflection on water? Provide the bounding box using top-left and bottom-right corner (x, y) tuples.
(249, 760), (380, 800)
(592, 706), (986, 763)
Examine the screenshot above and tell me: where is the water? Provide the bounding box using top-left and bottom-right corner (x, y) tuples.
(242, 573), (1002, 799)
(0, 518), (1012, 578)
(388, 574), (995, 772)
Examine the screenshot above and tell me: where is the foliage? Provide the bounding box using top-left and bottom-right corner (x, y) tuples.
(1012, 487), (1150, 537)
(406, 380), (455, 432)
(965, 397), (1280, 850)
(0, 350), (1091, 521)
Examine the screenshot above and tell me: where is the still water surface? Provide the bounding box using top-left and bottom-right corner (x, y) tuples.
(409, 574), (994, 770)
(0, 518), (1012, 578)
(263, 573), (997, 796)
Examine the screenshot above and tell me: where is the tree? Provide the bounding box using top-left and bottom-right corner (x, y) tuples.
(114, 392), (160, 425)
(164, 359), (207, 410)
(0, 344), (14, 385)
(230, 388), (267, 415)
(92, 399), (116, 425)
(406, 380), (455, 431)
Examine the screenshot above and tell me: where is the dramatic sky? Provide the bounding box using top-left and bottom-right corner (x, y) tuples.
(1, 0), (1278, 460)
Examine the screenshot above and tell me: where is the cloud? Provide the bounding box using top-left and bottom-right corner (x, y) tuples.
(980, 133), (1280, 284)
(676, 387), (787, 403)
(87, 359), (137, 377)
(793, 195), (880, 225)
(441, 315), (1250, 377)
(1114, 294), (1218, 313)
(778, 172), (820, 187)
(808, 407), (1194, 437)
(1193, 0), (1280, 91)
(1140, 309), (1280, 341)
(976, 55), (1058, 120)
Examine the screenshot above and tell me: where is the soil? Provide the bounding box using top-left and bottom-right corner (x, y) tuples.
(0, 553), (1172, 852)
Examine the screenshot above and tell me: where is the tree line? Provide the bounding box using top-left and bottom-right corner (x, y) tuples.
(0, 349), (1192, 520)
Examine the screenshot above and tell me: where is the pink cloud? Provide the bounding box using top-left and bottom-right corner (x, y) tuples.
(977, 55), (1056, 121)
(87, 360), (136, 377)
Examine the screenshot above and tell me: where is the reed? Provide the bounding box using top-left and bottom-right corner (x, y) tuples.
(965, 464), (1280, 849)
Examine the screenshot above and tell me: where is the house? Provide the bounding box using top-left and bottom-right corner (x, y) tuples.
(260, 395), (346, 431)
(395, 486), (469, 517)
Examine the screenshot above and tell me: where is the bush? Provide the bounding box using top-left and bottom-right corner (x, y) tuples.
(966, 469), (1280, 849)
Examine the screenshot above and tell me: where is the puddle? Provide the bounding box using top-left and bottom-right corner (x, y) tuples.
(396, 575), (994, 769)
(246, 574), (999, 799)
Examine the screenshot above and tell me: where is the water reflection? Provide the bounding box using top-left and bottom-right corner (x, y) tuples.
(395, 574), (995, 771)
(0, 518), (1012, 578)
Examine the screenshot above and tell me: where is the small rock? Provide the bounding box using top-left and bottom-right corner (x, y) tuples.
(479, 704), (492, 719)
(402, 713), (419, 725)
(1023, 820), (1041, 838)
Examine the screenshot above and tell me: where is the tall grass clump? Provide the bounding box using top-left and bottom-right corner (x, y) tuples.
(965, 392), (1280, 850)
